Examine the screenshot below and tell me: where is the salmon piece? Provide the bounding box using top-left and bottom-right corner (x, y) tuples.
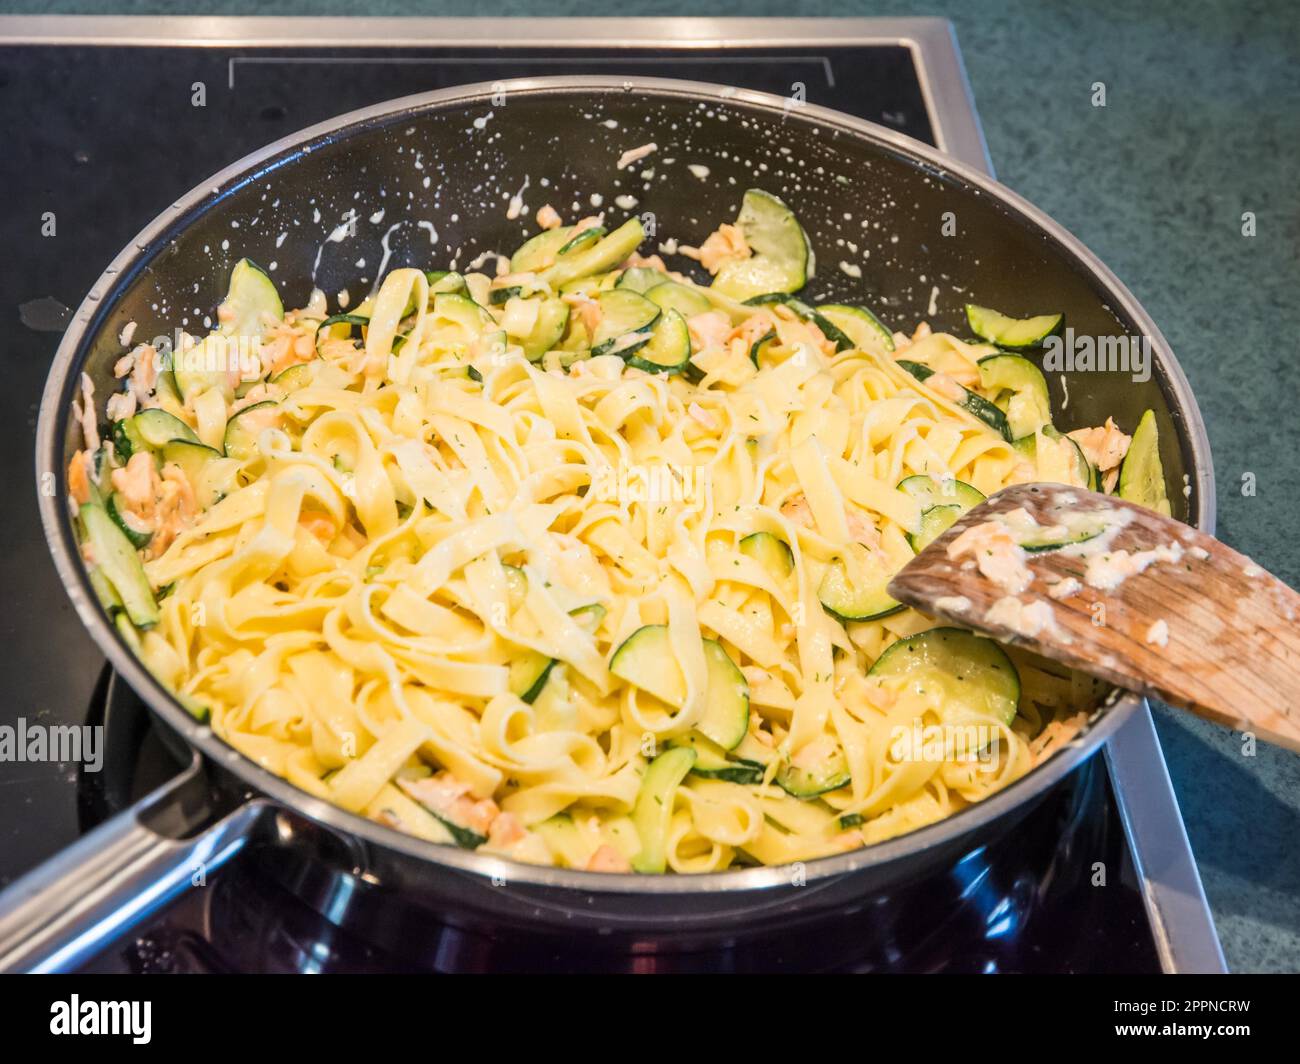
(67, 450), (92, 506)
(572, 298), (602, 338)
(945, 519), (1032, 595)
(686, 310), (731, 353)
(299, 512), (336, 544)
(780, 493), (881, 548)
(681, 223), (750, 274)
(586, 844), (631, 872)
(921, 370), (968, 404)
(1068, 417), (1132, 473)
(624, 252), (668, 272)
(401, 772), (500, 836)
(111, 452), (160, 516)
(536, 204), (563, 230)
(146, 463), (198, 557)
(487, 812), (528, 849)
(729, 309), (778, 348)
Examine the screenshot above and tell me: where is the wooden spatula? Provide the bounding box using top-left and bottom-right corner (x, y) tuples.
(887, 482), (1300, 752)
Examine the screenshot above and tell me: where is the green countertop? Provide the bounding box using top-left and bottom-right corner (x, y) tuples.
(5, 1), (1298, 972)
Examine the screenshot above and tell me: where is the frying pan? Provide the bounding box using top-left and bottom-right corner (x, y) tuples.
(0, 77), (1214, 971)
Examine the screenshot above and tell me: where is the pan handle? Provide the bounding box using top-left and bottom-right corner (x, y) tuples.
(0, 755), (269, 972)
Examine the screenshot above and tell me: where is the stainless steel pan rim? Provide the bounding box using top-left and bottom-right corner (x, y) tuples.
(37, 75), (1215, 895)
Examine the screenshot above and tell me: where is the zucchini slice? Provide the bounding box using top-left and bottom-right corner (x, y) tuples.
(395, 778), (487, 849)
(897, 476), (985, 553)
(867, 627), (1020, 727)
(179, 259), (281, 402)
(748, 328), (777, 367)
(908, 504), (963, 554)
(776, 735), (850, 798)
(222, 400), (282, 460)
(744, 293), (852, 352)
(490, 282), (544, 306)
(712, 189), (811, 300)
(739, 531), (794, 579)
(509, 652), (555, 704)
(105, 492), (153, 550)
(510, 227), (575, 274)
(271, 361), (314, 393)
(1012, 427), (1094, 489)
(558, 271), (618, 300)
(699, 638), (750, 750)
(160, 439), (223, 484)
(1118, 409), (1172, 515)
(80, 503), (159, 628)
(625, 308), (692, 374)
(113, 409), (200, 458)
(504, 570), (604, 703)
(817, 303), (895, 356)
(631, 747), (696, 873)
(608, 625), (749, 750)
(609, 624), (682, 703)
(425, 270), (470, 297)
(897, 359), (1012, 441)
(818, 543), (903, 622)
(977, 353), (1052, 438)
(673, 731), (766, 784)
(1019, 514), (1109, 552)
(644, 280), (712, 319)
(592, 289), (660, 356)
(617, 266), (671, 294)
(558, 226), (605, 256)
(219, 258), (284, 340)
(314, 313), (369, 354)
(509, 296), (570, 361)
(965, 304), (1062, 349)
(433, 292), (495, 334)
(896, 474), (987, 511)
(540, 218), (645, 289)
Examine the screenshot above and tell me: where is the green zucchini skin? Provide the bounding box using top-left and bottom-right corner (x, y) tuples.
(739, 531), (794, 579)
(712, 189), (811, 301)
(817, 544), (904, 623)
(775, 742), (850, 798)
(897, 359), (1013, 441)
(817, 303), (895, 356)
(608, 625), (749, 750)
(106, 492), (153, 550)
(80, 503), (159, 629)
(868, 627), (1020, 727)
(977, 353), (1052, 439)
(965, 304), (1062, 349)
(624, 308), (692, 374)
(631, 747), (696, 873)
(1118, 409), (1171, 515)
(591, 289), (661, 357)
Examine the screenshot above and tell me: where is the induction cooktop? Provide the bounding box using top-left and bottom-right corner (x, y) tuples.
(0, 15), (1225, 974)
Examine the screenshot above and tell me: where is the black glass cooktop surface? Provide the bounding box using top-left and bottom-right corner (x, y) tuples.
(0, 27), (1170, 973)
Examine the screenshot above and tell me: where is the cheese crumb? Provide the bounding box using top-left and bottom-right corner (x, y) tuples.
(986, 596), (1059, 639)
(617, 142), (658, 170)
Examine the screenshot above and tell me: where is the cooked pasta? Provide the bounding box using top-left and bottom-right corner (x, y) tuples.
(69, 191), (1133, 873)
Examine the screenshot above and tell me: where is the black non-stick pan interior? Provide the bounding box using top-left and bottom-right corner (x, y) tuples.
(61, 81), (1195, 517)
